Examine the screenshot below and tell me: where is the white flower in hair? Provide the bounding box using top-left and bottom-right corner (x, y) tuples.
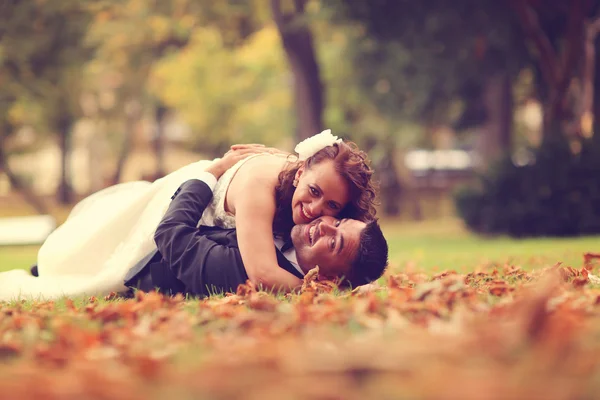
(294, 129), (343, 161)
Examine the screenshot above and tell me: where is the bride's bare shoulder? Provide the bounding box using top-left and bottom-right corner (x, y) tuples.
(233, 154), (290, 186)
(225, 154), (291, 214)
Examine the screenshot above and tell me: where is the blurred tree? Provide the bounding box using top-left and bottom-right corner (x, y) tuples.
(86, 0), (197, 180)
(593, 31), (600, 144)
(508, 0), (599, 142)
(581, 16), (600, 142)
(0, 0), (94, 205)
(0, 98), (49, 214)
(330, 0), (527, 161)
(325, 0), (529, 216)
(151, 25), (294, 155)
(312, 13), (395, 144)
(271, 0), (324, 141)
(332, 0), (600, 148)
(88, 0), (270, 176)
(151, 1), (376, 155)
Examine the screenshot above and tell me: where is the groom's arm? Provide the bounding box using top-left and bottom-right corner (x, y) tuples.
(154, 178), (247, 296)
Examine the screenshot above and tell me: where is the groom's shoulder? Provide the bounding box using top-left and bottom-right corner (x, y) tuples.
(170, 179), (213, 201)
(180, 178), (212, 191)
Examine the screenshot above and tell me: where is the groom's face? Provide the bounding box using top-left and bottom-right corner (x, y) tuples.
(291, 216), (365, 279)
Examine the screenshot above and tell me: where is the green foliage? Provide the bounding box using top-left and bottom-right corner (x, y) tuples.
(150, 25), (294, 153)
(455, 138), (600, 237)
(0, 0), (96, 205)
(0, 0), (93, 123)
(84, 0), (296, 155)
(327, 0), (528, 129)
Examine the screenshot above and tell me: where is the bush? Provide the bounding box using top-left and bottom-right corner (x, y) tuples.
(455, 137), (600, 237)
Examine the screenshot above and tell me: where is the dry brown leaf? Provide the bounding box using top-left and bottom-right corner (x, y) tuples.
(247, 293), (278, 312)
(2, 251), (600, 399)
(301, 266), (320, 293)
(584, 252), (600, 269)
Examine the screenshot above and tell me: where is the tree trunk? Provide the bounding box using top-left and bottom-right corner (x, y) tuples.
(154, 104), (168, 179)
(111, 100), (140, 185)
(511, 0), (585, 143)
(0, 139), (48, 215)
(590, 23), (600, 143)
(87, 120), (105, 193)
(377, 144), (402, 217)
(111, 123), (132, 185)
(594, 62), (600, 144)
(271, 0), (324, 141)
(56, 114), (73, 204)
(474, 71), (513, 169)
(578, 18), (600, 139)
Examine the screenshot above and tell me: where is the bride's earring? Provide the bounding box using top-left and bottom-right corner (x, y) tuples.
(293, 178), (299, 187)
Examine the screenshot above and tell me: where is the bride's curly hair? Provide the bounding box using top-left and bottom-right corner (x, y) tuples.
(273, 140), (378, 242)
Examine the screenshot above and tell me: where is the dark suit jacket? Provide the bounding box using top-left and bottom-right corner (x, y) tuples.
(123, 179), (303, 297)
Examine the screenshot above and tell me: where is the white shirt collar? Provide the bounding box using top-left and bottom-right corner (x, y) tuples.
(273, 238), (305, 276)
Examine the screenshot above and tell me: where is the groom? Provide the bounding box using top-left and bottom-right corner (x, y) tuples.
(122, 173), (389, 297)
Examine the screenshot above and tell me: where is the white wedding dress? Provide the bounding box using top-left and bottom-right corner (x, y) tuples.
(0, 154), (262, 302)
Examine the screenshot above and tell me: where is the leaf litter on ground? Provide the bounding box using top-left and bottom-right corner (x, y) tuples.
(2, 259), (600, 399)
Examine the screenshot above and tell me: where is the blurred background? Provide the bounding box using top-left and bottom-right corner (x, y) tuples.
(1, 0), (599, 270)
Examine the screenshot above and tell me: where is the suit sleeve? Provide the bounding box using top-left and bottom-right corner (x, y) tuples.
(154, 179), (247, 296)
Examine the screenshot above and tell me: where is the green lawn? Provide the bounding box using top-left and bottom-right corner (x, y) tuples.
(382, 217), (599, 272)
(1, 217), (598, 274)
(0, 245), (39, 272)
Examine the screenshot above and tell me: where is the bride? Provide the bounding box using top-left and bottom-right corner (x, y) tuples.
(0, 130), (377, 301)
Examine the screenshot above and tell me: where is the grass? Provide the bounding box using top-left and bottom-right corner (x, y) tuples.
(381, 217), (600, 272)
(1, 217), (598, 274)
(0, 245), (39, 272)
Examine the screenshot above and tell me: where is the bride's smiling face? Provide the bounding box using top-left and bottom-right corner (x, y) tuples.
(291, 160), (350, 224)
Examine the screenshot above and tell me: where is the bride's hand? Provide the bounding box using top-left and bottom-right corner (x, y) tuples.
(206, 146), (272, 179)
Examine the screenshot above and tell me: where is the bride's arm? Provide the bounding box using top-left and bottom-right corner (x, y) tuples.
(231, 167), (303, 292)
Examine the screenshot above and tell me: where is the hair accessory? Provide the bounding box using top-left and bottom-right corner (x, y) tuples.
(294, 129), (342, 161)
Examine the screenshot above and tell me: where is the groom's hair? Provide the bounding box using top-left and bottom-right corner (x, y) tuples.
(343, 220), (388, 288)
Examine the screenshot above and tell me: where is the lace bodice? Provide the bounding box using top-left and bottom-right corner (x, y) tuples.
(197, 153), (269, 229)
